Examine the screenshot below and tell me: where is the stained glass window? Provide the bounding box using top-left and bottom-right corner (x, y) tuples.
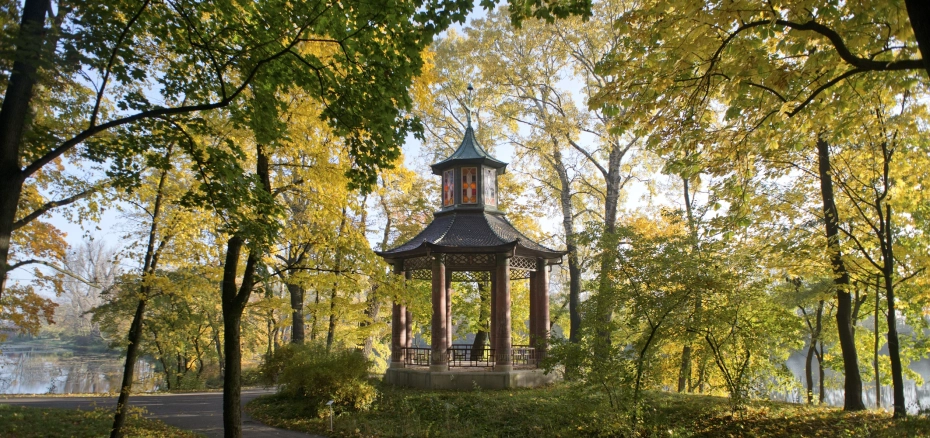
(462, 167), (477, 204)
(443, 169), (455, 206)
(483, 167), (497, 206)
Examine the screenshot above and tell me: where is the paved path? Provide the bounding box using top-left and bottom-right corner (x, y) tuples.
(0, 389), (324, 437)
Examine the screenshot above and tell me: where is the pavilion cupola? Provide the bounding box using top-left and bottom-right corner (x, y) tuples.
(429, 118), (507, 213)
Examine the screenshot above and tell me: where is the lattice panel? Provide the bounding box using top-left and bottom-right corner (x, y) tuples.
(400, 254), (537, 281)
(403, 267), (528, 281)
(447, 254), (470, 266)
(510, 256), (537, 271)
(451, 271), (490, 282)
(446, 253), (494, 269)
(409, 269), (432, 280)
(404, 256), (431, 271)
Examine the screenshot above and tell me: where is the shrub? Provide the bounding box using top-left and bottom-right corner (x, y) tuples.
(240, 367), (264, 387)
(261, 343), (377, 415)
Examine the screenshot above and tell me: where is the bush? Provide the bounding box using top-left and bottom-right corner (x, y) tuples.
(241, 367), (264, 387)
(260, 343), (377, 415)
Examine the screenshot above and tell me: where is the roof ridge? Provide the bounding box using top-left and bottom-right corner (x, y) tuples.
(433, 212), (456, 244)
(483, 212), (518, 245)
(493, 214), (561, 253)
(466, 127), (492, 156)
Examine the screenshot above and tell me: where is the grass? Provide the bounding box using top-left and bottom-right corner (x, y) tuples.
(246, 381), (930, 437)
(0, 404), (201, 438)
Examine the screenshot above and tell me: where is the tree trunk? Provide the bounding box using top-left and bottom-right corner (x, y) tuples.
(326, 208), (348, 351)
(905, 0), (930, 80)
(805, 339), (815, 405)
(551, 147), (581, 344)
(111, 148), (172, 437)
(695, 358), (707, 393)
(221, 237), (259, 438)
(177, 352), (184, 386)
(814, 300), (824, 403)
(287, 283), (305, 344)
(594, 151), (623, 345)
(222, 304), (244, 438)
(221, 143), (268, 437)
(110, 299), (146, 437)
(816, 137), (865, 411)
(819, 341), (826, 404)
(0, 0), (47, 299)
(803, 299), (824, 406)
(212, 318), (224, 378)
(880, 204), (906, 418)
(311, 289), (320, 341)
(874, 275), (881, 409)
(265, 313), (274, 357)
(566, 133), (628, 349)
(362, 284), (381, 359)
(471, 282), (489, 358)
(678, 175), (701, 393)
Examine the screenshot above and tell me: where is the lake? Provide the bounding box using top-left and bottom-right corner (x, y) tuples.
(0, 344), (160, 395)
(780, 353), (930, 414)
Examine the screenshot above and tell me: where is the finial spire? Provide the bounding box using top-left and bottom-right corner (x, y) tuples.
(465, 83), (474, 127)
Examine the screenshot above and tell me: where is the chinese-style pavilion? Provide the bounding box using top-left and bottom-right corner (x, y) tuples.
(376, 114), (565, 389)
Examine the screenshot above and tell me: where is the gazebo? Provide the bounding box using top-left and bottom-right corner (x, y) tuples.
(376, 114), (565, 390)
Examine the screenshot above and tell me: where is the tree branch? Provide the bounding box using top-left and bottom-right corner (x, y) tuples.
(12, 187), (98, 230)
(22, 17), (316, 180)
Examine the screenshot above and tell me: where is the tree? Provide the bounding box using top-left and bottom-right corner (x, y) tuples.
(0, 0), (473, 303)
(56, 239), (120, 339)
(0, 0), (480, 434)
(827, 91), (930, 417)
(585, 0), (930, 411)
(102, 140), (208, 437)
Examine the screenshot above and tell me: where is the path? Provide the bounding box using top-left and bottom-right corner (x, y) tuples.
(0, 388), (324, 437)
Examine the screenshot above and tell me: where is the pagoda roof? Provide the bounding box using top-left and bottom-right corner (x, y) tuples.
(430, 126), (507, 175)
(376, 211), (565, 264)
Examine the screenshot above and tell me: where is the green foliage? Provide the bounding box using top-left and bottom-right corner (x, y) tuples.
(556, 211), (803, 413)
(93, 266), (227, 391)
(260, 343), (377, 415)
(489, 0), (592, 27)
(247, 382), (930, 437)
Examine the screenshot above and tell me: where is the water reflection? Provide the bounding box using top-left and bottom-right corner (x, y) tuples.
(0, 347), (159, 395)
(780, 354), (930, 414)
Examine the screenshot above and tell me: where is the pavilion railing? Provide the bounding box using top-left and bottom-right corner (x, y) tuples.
(447, 344), (494, 367)
(397, 345), (538, 368)
(511, 344), (537, 366)
(399, 347), (431, 366)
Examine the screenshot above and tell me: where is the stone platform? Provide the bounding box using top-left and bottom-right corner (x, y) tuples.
(384, 366), (559, 390)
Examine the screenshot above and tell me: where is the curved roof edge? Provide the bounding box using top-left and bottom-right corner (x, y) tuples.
(375, 211), (566, 265)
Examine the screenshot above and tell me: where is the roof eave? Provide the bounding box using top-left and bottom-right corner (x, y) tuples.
(430, 157), (508, 175)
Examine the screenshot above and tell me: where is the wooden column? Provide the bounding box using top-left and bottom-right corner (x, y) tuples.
(391, 266), (408, 368)
(404, 271), (412, 349)
(529, 269), (538, 352)
(390, 302), (406, 368)
(430, 255), (448, 371)
(489, 271), (497, 355)
(445, 269), (453, 349)
(404, 308), (412, 349)
(536, 258), (550, 363)
(494, 253), (512, 371)
(391, 302), (400, 363)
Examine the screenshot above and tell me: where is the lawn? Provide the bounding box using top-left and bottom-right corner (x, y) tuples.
(246, 381), (930, 437)
(0, 404), (200, 438)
